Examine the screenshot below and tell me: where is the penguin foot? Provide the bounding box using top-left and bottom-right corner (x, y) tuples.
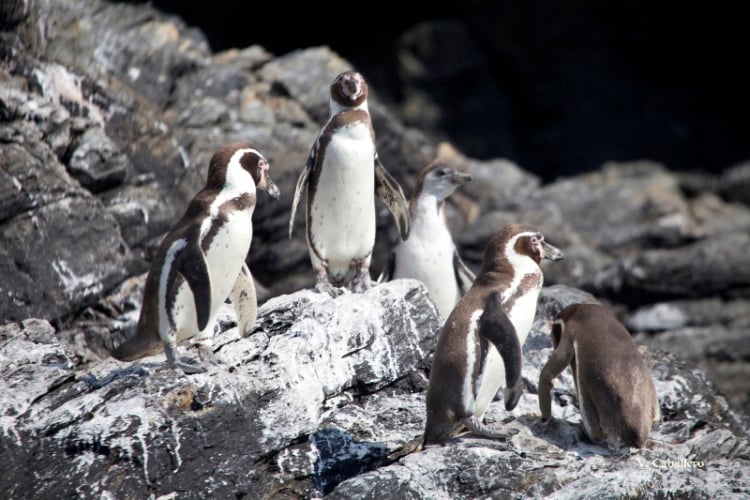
(463, 416), (519, 441)
(164, 344), (208, 374)
(196, 345), (221, 366)
(315, 280), (345, 297)
(351, 270), (373, 293)
(173, 360), (208, 374)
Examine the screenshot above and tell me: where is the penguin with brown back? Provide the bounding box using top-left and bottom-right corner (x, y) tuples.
(112, 142), (280, 373)
(539, 303), (661, 448)
(423, 224), (564, 445)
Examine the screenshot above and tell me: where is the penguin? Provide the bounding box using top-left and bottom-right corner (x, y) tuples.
(378, 160), (475, 320)
(423, 223), (564, 445)
(112, 142), (280, 374)
(288, 70), (410, 294)
(538, 303), (661, 449)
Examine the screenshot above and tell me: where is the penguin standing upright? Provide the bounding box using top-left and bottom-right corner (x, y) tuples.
(423, 224), (564, 445)
(113, 142), (280, 373)
(288, 70), (410, 294)
(379, 160), (474, 320)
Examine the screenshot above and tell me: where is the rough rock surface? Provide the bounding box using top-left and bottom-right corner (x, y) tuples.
(2, 282), (749, 499)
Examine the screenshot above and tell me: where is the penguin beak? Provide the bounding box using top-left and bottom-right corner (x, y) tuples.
(262, 175), (281, 200)
(450, 170), (472, 185)
(541, 240), (564, 261)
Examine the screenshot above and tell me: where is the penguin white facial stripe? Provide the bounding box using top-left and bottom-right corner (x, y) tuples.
(502, 232), (542, 302)
(198, 151), (259, 242)
(158, 238), (188, 334)
(225, 148), (262, 189)
(462, 308), (484, 413)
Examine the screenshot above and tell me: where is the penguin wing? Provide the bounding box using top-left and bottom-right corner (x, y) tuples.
(377, 251), (396, 283)
(453, 251), (476, 295)
(478, 291), (523, 411)
(172, 242), (213, 332)
(538, 328), (574, 421)
(230, 262), (258, 337)
(374, 153), (411, 240)
(288, 149), (315, 238)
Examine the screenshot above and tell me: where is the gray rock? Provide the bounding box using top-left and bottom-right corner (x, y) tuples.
(4, 281), (748, 500)
(611, 232), (750, 300)
(66, 124), (131, 192)
(0, 195), (137, 321)
(720, 161), (750, 205)
(0, 280), (440, 498)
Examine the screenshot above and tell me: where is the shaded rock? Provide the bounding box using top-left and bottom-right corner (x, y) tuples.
(0, 0), (29, 30)
(720, 161), (750, 205)
(394, 19), (515, 160)
(0, 196), (138, 322)
(602, 232), (750, 302)
(66, 124), (131, 192)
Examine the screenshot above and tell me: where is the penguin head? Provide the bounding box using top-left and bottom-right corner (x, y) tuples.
(416, 161), (473, 202)
(330, 70), (368, 113)
(238, 148), (280, 200)
(208, 143), (280, 199)
(480, 224), (564, 273)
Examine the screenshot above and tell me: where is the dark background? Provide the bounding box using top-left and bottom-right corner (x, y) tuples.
(137, 0), (749, 182)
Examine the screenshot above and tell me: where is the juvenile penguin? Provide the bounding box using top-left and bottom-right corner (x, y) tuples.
(423, 223), (564, 445)
(113, 142), (280, 373)
(378, 160), (474, 319)
(288, 70), (410, 294)
(538, 303), (661, 448)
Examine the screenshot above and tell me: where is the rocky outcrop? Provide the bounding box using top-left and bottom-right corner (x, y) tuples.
(1, 0), (749, 497)
(2, 282), (749, 499)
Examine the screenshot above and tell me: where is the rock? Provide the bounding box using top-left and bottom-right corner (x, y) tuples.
(3, 280), (749, 499)
(720, 161), (750, 205)
(0, 280), (440, 498)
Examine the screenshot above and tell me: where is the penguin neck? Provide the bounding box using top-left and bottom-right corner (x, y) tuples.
(330, 98), (369, 117)
(410, 193), (447, 234)
(221, 168), (256, 198)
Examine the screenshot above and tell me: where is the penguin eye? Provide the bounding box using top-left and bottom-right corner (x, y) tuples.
(435, 169), (446, 177)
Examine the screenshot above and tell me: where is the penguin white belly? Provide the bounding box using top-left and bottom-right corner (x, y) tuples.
(393, 228), (458, 318)
(474, 346), (506, 419)
(174, 210), (253, 344)
(310, 124), (376, 277)
(473, 288), (541, 418)
(204, 210), (253, 309)
(506, 288), (541, 348)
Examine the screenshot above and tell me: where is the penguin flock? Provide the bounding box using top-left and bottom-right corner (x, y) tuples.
(112, 70), (660, 451)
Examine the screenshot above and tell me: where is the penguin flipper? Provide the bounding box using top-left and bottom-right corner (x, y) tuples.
(374, 154), (410, 241)
(289, 150), (314, 239)
(377, 252), (396, 283)
(173, 244), (213, 332)
(230, 262), (258, 337)
(478, 291), (523, 411)
(453, 250), (476, 295)
(538, 327), (574, 421)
